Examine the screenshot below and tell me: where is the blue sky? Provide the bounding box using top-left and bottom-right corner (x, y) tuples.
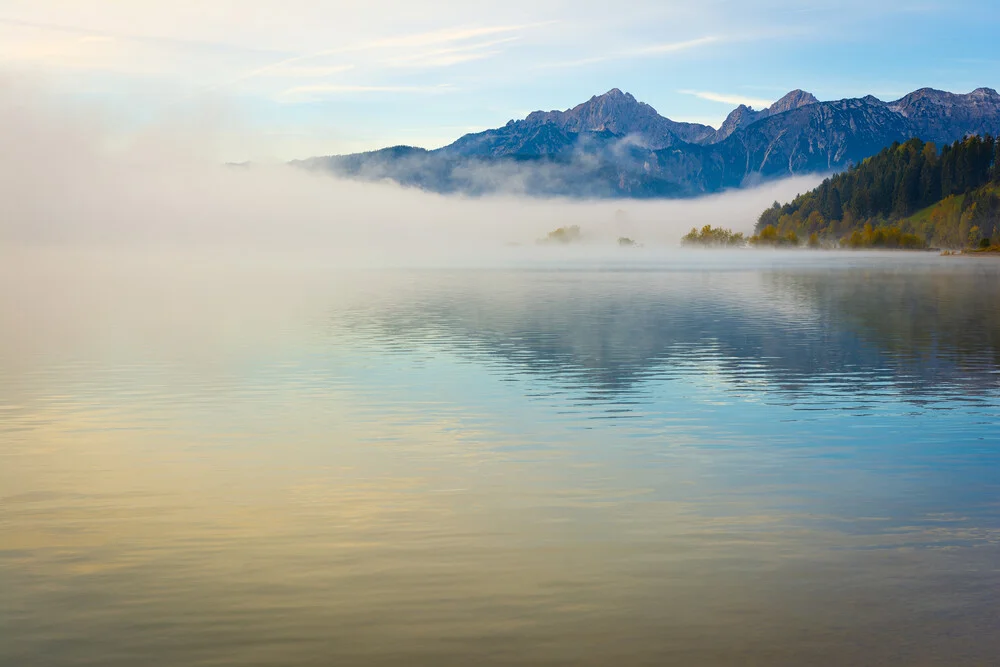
(2, 0), (999, 160)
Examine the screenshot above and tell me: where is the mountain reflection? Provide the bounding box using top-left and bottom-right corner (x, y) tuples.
(337, 263), (1000, 400)
(4, 252), (1000, 667)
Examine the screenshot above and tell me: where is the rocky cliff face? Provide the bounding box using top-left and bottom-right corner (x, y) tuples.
(300, 87), (1000, 198)
(442, 89), (715, 155)
(710, 89), (819, 143)
(709, 97), (911, 187)
(887, 87), (1000, 145)
(522, 88), (717, 146)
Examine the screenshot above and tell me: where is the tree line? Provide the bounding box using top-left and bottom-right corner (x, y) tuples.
(755, 136), (1000, 248)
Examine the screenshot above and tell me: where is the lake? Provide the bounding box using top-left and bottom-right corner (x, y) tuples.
(2, 248), (999, 666)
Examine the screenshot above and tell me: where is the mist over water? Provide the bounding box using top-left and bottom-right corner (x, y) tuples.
(2, 81), (1000, 666)
(0, 80), (822, 263)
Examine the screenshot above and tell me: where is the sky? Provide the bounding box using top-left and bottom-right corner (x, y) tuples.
(2, 0), (999, 161)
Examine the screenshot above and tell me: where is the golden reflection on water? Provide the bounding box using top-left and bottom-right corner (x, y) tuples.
(2, 248), (1000, 666)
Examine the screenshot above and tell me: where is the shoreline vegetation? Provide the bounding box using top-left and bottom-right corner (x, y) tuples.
(682, 223), (1000, 254)
(681, 226), (747, 247)
(682, 224), (940, 250)
(751, 136), (1000, 251)
(686, 135), (1000, 252)
(946, 243), (1000, 254)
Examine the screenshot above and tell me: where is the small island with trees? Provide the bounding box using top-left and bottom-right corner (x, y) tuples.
(538, 225), (583, 245)
(681, 226), (746, 247)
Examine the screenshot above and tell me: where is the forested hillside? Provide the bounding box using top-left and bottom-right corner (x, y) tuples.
(755, 136), (1000, 248)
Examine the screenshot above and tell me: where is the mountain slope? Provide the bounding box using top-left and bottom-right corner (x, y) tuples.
(516, 88), (714, 147)
(754, 136), (1000, 248)
(710, 89), (819, 143)
(298, 87), (1000, 199)
(888, 87), (1000, 145)
(440, 89), (713, 156)
(709, 97), (912, 188)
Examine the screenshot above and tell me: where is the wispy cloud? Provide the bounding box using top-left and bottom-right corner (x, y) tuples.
(534, 35), (720, 70)
(382, 37), (520, 68)
(0, 29), (173, 75)
(0, 16), (288, 56)
(390, 50), (500, 68)
(240, 23), (544, 83)
(0, 19), (289, 81)
(629, 36), (721, 55)
(366, 25), (541, 50)
(533, 56), (611, 70)
(678, 90), (775, 108)
(278, 83), (456, 102)
(257, 64), (355, 78)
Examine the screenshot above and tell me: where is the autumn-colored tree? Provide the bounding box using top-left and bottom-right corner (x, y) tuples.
(681, 225), (746, 247)
(755, 135), (997, 249)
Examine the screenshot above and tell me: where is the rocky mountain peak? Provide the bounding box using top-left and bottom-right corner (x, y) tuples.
(970, 87), (1000, 99)
(523, 88), (646, 127)
(709, 90), (819, 143)
(314, 84), (1000, 199)
(769, 89), (819, 113)
(578, 88), (648, 119)
(887, 87), (1000, 143)
(714, 105), (757, 139)
(890, 87), (1000, 114)
(514, 88), (714, 149)
(596, 88), (630, 100)
(892, 88), (948, 105)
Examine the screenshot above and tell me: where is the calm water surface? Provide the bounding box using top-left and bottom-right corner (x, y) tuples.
(1, 249), (999, 666)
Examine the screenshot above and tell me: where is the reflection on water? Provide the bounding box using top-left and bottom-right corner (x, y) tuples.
(1, 250), (999, 666)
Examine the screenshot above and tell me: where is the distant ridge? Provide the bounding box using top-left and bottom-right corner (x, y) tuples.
(297, 86), (1000, 198)
(710, 89), (819, 143)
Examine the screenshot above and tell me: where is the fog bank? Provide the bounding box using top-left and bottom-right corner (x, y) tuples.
(0, 80), (824, 266)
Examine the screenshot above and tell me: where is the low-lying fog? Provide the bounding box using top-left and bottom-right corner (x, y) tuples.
(0, 79), (823, 266)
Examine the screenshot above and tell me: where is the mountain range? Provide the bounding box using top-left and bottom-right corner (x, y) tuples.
(296, 87), (1000, 198)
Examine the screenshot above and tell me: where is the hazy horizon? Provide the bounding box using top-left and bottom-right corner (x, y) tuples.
(0, 78), (829, 259)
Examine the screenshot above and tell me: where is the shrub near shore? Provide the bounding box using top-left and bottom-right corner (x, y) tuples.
(682, 225), (746, 247)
